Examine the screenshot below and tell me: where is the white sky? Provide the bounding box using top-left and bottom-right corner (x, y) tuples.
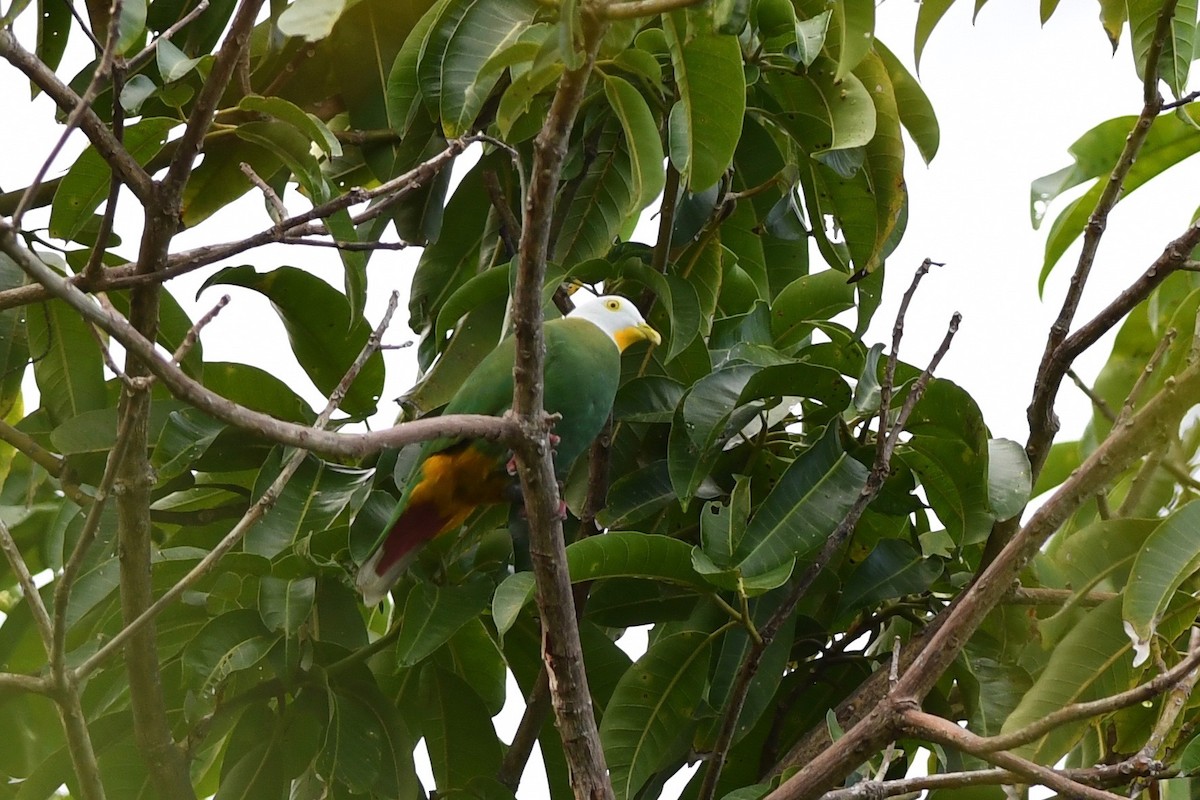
(1, 0), (1197, 797)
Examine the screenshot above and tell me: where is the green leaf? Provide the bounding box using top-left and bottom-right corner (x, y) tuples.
(770, 270), (856, 349)
(118, 74), (156, 114)
(258, 576), (316, 635)
(155, 39), (201, 81)
(986, 438), (1031, 522)
(0, 256), (29, 419)
(319, 689), (385, 793)
(760, 62), (876, 157)
(26, 298), (107, 427)
(554, 120), (636, 265)
(385, 0), (445, 133)
(600, 630), (712, 800)
(835, 539), (942, 619)
(735, 424), (868, 578)
(1127, 0), (1197, 100)
(1002, 596), (1197, 762)
(394, 580), (493, 667)
(1123, 501), (1200, 665)
(853, 343), (884, 414)
(427, 0), (540, 137)
(181, 136), (283, 227)
(664, 20), (746, 190)
(491, 573), (535, 639)
(604, 75), (666, 213)
(833, 0), (874, 79)
(115, 0), (147, 51)
(277, 0), (347, 41)
(200, 265), (385, 417)
(203, 362), (315, 424)
(398, 301), (506, 420)
(1053, 518), (1155, 591)
(50, 118), (175, 242)
(247, 451), (372, 558)
(216, 739), (290, 800)
(150, 409), (226, 483)
(598, 460), (677, 529)
(875, 40), (939, 164)
(34, 0), (71, 79)
(700, 474), (750, 566)
(1036, 108), (1200, 289)
(419, 664), (504, 791)
(793, 11), (830, 67)
(612, 376), (686, 423)
(238, 94), (342, 156)
(491, 531), (710, 636)
(183, 609), (279, 691)
(914, 0), (955, 69)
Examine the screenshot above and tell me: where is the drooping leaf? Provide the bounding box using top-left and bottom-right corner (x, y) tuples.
(394, 579), (493, 667)
(183, 609), (279, 691)
(604, 75), (666, 213)
(734, 424), (868, 579)
(600, 630), (713, 800)
(554, 120), (636, 265)
(246, 451), (371, 558)
(277, 0), (347, 41)
(986, 438), (1032, 522)
(1123, 500), (1200, 666)
(664, 19), (746, 190)
(199, 265), (385, 417)
(419, 664), (504, 791)
(1127, 0), (1197, 100)
(258, 576), (316, 635)
(26, 297), (107, 427)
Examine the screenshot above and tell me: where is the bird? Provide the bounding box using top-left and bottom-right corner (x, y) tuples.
(356, 295), (661, 605)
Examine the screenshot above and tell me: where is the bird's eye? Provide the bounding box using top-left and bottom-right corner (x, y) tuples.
(605, 299), (620, 311)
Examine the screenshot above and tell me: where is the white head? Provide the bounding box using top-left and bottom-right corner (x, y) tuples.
(567, 295), (662, 353)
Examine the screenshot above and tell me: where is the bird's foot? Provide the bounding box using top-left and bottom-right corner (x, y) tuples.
(506, 453), (519, 476)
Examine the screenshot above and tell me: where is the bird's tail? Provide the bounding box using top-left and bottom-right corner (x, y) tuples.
(355, 500), (449, 606)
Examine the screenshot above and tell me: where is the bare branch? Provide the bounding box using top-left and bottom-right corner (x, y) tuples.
(0, 520), (54, 654)
(1023, 0), (1176, 478)
(0, 671), (48, 693)
(12, 0), (124, 228)
(77, 293), (402, 680)
(700, 262), (959, 800)
(508, 3), (614, 796)
(0, 416), (64, 475)
(0, 224), (519, 458)
(1006, 586), (1117, 606)
(173, 294), (229, 364)
(160, 0), (266, 204)
(1129, 627), (1200, 794)
(0, 30), (154, 203)
(974, 630), (1200, 753)
(239, 161), (288, 223)
(900, 709), (1126, 800)
(769, 351), (1200, 800)
(0, 137), (474, 313)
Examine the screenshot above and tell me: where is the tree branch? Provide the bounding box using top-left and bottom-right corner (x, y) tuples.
(899, 710), (1127, 800)
(1022, 0), (1174, 480)
(0, 136), (476, 313)
(602, 0), (709, 19)
(699, 262), (959, 800)
(77, 293), (401, 680)
(769, 344), (1200, 800)
(0, 224), (519, 458)
(508, 3), (613, 797)
(0, 30), (154, 203)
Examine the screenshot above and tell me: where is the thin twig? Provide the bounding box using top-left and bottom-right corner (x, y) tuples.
(975, 631), (1200, 753)
(0, 30), (154, 202)
(239, 161), (287, 222)
(0, 223), (519, 459)
(1129, 628), (1200, 795)
(12, 0), (124, 228)
(1068, 368), (1117, 422)
(0, 417), (64, 475)
(0, 520), (54, 654)
(699, 262), (958, 800)
(1162, 89), (1200, 110)
(900, 709), (1126, 800)
(603, 0), (708, 19)
(173, 295), (229, 364)
(126, 0), (211, 73)
(77, 293), (402, 680)
(1117, 328), (1176, 427)
(1006, 586), (1117, 607)
(0, 137), (477, 313)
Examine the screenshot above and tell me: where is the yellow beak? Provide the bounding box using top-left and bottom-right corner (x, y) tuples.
(615, 322), (662, 353)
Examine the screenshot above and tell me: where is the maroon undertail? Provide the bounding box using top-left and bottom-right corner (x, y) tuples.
(374, 501), (449, 576)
